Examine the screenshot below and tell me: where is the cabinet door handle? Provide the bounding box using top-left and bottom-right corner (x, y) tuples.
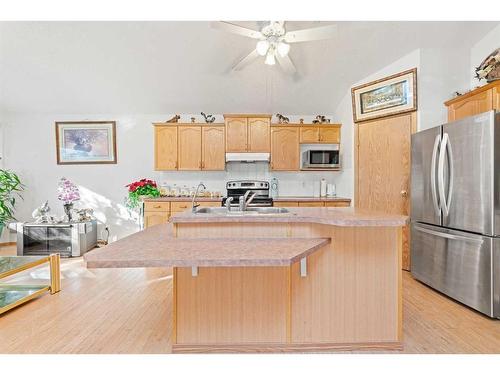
(175, 161), (178, 169)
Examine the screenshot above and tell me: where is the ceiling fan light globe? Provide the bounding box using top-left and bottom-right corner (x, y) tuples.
(256, 40), (270, 56)
(264, 52), (276, 66)
(277, 42), (290, 57)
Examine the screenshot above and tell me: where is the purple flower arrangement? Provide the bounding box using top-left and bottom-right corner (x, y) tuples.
(57, 177), (80, 204)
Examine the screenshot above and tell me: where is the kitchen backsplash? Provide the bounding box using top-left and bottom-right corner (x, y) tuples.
(156, 162), (351, 197)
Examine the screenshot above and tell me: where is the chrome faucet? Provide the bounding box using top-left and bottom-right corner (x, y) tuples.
(191, 182), (206, 213)
(225, 196), (234, 211)
(239, 191), (257, 211)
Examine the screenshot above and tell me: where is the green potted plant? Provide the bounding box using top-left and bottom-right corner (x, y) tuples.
(0, 169), (24, 236)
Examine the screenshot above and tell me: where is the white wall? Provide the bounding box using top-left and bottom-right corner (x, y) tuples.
(2, 113), (348, 241)
(470, 23), (500, 89)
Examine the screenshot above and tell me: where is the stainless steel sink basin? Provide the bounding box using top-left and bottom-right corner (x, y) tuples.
(194, 207), (290, 215)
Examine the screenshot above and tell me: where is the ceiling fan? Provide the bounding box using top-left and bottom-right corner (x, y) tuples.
(211, 21), (337, 75)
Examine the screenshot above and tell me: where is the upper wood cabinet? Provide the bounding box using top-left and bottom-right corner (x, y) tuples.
(299, 127), (319, 143)
(224, 114), (271, 152)
(270, 127), (299, 171)
(445, 81), (500, 122)
(178, 126), (202, 170)
(155, 126), (178, 170)
(299, 125), (340, 144)
(202, 126), (225, 170)
(154, 124), (225, 171)
(248, 118), (270, 152)
(225, 117), (248, 152)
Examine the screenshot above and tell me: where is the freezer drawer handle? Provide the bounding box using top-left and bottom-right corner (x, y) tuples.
(414, 225), (484, 244)
(430, 134), (441, 216)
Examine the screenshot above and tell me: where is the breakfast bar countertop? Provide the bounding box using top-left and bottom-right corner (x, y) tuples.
(84, 224), (330, 269)
(170, 207), (408, 227)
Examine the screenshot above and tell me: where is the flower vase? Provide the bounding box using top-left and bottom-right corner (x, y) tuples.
(63, 203), (74, 222)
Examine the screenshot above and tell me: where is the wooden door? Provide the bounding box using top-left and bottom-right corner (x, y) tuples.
(248, 118), (270, 152)
(448, 89), (493, 122)
(356, 112), (415, 270)
(300, 127), (319, 143)
(270, 127), (299, 171)
(202, 126), (225, 170)
(178, 126), (202, 170)
(144, 211), (169, 228)
(319, 127), (340, 143)
(225, 118), (248, 152)
(154, 126), (178, 170)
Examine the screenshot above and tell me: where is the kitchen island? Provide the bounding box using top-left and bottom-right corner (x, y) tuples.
(85, 207), (407, 353)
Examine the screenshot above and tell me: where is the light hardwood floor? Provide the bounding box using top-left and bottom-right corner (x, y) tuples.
(1, 244), (500, 354)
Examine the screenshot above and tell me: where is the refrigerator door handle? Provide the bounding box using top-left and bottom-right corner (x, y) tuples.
(430, 134), (441, 216)
(413, 225), (484, 244)
(445, 135), (454, 215)
(438, 133), (450, 217)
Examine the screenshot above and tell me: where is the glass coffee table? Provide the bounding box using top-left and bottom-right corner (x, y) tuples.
(0, 254), (61, 315)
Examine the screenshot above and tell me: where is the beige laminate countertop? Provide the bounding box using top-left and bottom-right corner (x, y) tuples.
(170, 207), (408, 227)
(84, 224), (330, 268)
(144, 196), (351, 202)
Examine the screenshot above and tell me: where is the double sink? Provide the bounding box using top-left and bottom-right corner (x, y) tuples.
(194, 207), (291, 216)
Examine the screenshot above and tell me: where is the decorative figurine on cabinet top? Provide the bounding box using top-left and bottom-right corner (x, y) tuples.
(276, 113), (290, 124)
(165, 115), (181, 123)
(312, 115), (331, 124)
(201, 112), (216, 123)
(475, 48), (500, 82)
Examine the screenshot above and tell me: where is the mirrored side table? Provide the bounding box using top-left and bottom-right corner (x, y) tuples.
(0, 254), (61, 315)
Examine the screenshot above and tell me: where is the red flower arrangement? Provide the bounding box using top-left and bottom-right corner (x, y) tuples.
(125, 178), (160, 208)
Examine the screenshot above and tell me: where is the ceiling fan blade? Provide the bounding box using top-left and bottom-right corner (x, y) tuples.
(283, 24), (337, 43)
(232, 49), (260, 71)
(211, 21), (263, 39)
(276, 54), (297, 76)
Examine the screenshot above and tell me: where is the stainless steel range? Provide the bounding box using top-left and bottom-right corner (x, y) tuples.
(222, 180), (273, 208)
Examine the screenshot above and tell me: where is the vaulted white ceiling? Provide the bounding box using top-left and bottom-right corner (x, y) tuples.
(0, 21), (497, 115)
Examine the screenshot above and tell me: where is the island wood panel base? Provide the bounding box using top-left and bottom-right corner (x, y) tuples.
(172, 222), (402, 352)
(172, 341), (403, 353)
(175, 266), (289, 344)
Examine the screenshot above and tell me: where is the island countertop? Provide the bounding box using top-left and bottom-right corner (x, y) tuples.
(170, 207), (408, 227)
(84, 224), (330, 268)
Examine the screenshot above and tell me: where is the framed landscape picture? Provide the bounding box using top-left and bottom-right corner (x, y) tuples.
(55, 121), (117, 164)
(351, 68), (417, 123)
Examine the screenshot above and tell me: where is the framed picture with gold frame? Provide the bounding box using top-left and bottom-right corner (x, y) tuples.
(351, 68), (417, 123)
(55, 121), (117, 165)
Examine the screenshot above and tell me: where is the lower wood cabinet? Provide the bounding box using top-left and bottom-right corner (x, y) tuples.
(145, 201), (222, 224)
(274, 200), (351, 207)
(144, 211), (170, 228)
(271, 127), (299, 171)
(274, 201), (299, 207)
(298, 202), (324, 207)
(324, 201), (350, 207)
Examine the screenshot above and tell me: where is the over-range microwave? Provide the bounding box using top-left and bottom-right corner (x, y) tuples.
(301, 144), (340, 169)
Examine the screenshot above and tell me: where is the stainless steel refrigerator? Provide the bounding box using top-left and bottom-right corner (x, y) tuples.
(411, 110), (500, 318)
